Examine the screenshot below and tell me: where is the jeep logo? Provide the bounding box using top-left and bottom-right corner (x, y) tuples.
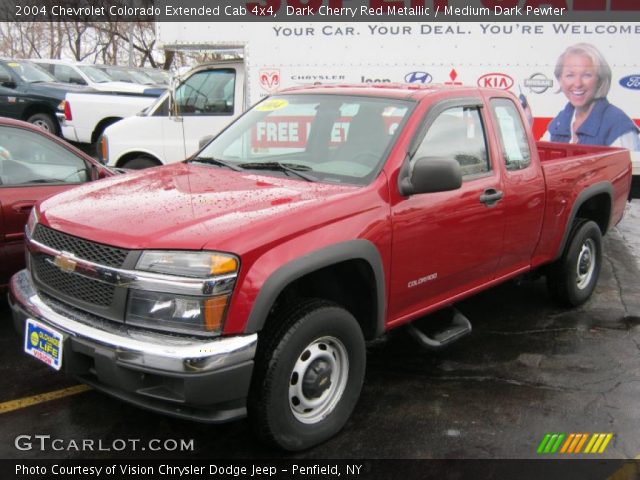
(478, 73), (514, 90)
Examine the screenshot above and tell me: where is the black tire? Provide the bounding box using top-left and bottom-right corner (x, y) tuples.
(248, 299), (366, 451)
(27, 113), (57, 135)
(547, 219), (602, 307)
(121, 156), (159, 170)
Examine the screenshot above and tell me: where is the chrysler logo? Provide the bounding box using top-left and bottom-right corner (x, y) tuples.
(53, 252), (77, 273)
(405, 71), (433, 84)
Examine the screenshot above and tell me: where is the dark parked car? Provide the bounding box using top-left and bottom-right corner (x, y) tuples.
(0, 59), (93, 134)
(0, 117), (114, 286)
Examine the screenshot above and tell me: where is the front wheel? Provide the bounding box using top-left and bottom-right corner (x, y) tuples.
(121, 156), (159, 170)
(248, 299), (366, 451)
(547, 219), (602, 307)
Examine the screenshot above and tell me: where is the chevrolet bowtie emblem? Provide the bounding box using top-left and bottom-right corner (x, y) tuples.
(53, 252), (77, 273)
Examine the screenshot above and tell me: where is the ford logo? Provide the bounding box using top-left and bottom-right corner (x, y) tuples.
(477, 73), (514, 90)
(619, 75), (640, 90)
(405, 71), (433, 84)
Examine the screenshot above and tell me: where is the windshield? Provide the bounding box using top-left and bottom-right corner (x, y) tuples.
(77, 65), (112, 83)
(126, 69), (155, 84)
(144, 69), (170, 84)
(196, 94), (413, 185)
(6, 61), (56, 83)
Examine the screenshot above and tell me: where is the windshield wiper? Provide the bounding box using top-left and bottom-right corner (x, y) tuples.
(190, 156), (243, 171)
(238, 162), (318, 182)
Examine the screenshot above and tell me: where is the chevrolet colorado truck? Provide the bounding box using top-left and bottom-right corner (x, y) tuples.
(10, 84), (632, 451)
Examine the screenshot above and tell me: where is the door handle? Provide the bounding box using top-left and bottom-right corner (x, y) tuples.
(479, 189), (503, 206)
(12, 201), (35, 214)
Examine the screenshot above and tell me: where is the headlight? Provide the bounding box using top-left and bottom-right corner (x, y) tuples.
(137, 251), (238, 278)
(126, 290), (229, 335)
(26, 208), (38, 238)
(130, 250), (239, 336)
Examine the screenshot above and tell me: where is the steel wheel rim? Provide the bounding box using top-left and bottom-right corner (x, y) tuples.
(576, 238), (596, 290)
(289, 336), (349, 424)
(32, 119), (51, 132)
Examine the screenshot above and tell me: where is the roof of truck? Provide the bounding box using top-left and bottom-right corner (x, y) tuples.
(279, 83), (510, 101)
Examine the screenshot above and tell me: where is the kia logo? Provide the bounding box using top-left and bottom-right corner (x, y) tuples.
(619, 75), (640, 90)
(477, 73), (514, 90)
(405, 71), (433, 84)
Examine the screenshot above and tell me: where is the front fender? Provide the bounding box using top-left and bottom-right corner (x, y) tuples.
(242, 240), (386, 337)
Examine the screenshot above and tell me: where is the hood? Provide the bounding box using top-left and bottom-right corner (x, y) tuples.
(91, 81), (148, 94)
(22, 81), (94, 99)
(39, 163), (362, 253)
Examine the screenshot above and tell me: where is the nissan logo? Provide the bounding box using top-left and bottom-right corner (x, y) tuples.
(405, 71), (433, 84)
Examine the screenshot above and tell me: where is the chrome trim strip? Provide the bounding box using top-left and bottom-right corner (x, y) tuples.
(11, 270), (256, 373)
(27, 235), (237, 296)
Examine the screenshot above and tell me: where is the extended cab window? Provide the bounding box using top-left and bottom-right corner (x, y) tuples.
(414, 106), (489, 178)
(0, 126), (88, 186)
(174, 69), (235, 116)
(490, 98), (531, 170)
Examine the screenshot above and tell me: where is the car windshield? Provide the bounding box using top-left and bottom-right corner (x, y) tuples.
(6, 61), (56, 83)
(77, 65), (112, 83)
(126, 69), (155, 84)
(196, 94), (413, 186)
(144, 69), (170, 84)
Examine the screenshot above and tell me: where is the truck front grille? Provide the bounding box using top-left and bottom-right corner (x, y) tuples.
(33, 256), (115, 307)
(32, 224), (129, 268)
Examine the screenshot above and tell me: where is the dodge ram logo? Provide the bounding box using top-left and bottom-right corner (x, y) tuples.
(477, 73), (514, 90)
(259, 69), (281, 92)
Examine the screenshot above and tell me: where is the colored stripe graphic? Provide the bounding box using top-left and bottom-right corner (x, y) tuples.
(538, 433), (614, 454)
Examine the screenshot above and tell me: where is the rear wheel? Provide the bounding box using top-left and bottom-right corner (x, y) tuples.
(248, 299), (366, 451)
(121, 156), (159, 170)
(547, 219), (602, 307)
(27, 113), (57, 134)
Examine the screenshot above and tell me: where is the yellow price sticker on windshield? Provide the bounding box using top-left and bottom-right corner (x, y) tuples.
(7, 63), (20, 67)
(256, 99), (289, 112)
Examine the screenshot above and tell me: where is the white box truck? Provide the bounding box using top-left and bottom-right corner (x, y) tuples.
(101, 21), (640, 185)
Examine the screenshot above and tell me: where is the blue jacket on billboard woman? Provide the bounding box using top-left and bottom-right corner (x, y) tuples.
(548, 98), (639, 147)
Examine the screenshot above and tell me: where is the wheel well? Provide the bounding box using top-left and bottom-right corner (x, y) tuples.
(22, 104), (55, 122)
(575, 193), (611, 234)
(116, 152), (161, 168)
(266, 260), (378, 340)
(91, 117), (121, 144)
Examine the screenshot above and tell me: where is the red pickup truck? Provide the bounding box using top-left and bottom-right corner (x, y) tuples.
(10, 85), (632, 451)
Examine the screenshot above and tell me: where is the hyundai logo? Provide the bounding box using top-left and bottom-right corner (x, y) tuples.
(619, 75), (640, 90)
(405, 71), (433, 84)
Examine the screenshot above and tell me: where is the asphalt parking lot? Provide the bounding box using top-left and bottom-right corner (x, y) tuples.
(1, 202), (639, 461)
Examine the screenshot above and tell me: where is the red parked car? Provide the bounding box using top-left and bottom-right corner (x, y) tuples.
(0, 117), (113, 286)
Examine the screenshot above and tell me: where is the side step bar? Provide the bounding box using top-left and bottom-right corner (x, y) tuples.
(406, 307), (472, 350)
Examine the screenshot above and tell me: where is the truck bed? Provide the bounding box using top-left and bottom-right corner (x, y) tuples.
(532, 141), (632, 267)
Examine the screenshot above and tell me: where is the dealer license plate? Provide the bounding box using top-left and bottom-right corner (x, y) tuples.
(24, 319), (63, 371)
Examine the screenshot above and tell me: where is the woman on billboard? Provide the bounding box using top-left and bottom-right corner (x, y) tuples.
(546, 42), (640, 150)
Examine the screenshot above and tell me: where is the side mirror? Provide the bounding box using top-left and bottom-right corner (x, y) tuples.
(0, 71), (15, 88)
(400, 156), (462, 195)
(199, 135), (214, 149)
(69, 76), (86, 85)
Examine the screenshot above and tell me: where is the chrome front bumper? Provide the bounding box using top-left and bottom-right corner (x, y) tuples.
(10, 269), (257, 422)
